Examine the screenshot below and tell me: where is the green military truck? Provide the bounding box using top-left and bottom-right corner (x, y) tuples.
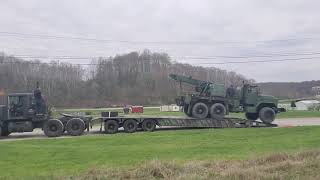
(169, 74), (282, 124)
(0, 88), (91, 137)
(0, 78), (280, 138)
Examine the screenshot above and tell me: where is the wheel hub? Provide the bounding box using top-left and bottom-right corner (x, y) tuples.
(128, 123), (134, 129)
(72, 124), (79, 130)
(49, 125), (57, 131)
(109, 124), (115, 130)
(197, 107), (204, 114)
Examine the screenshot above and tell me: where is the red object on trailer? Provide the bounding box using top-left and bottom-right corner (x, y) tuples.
(131, 106), (144, 113)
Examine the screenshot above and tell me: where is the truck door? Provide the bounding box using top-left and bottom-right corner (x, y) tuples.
(244, 86), (258, 107)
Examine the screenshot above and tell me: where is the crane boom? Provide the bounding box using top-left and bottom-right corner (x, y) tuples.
(169, 74), (211, 86)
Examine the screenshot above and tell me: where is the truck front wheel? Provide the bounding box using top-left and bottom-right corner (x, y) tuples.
(66, 118), (85, 136)
(259, 107), (276, 124)
(210, 103), (226, 119)
(192, 102), (209, 119)
(43, 119), (64, 137)
(245, 113), (258, 121)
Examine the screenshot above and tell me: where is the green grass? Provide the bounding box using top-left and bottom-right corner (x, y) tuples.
(55, 107), (320, 119)
(0, 126), (320, 179)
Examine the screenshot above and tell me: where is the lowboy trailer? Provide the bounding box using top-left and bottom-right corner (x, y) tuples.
(92, 113), (277, 134)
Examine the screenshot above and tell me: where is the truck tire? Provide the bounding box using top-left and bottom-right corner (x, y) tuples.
(245, 113), (258, 121)
(104, 120), (119, 134)
(142, 119), (156, 132)
(192, 102), (209, 119)
(259, 107), (275, 124)
(0, 125), (10, 136)
(43, 119), (64, 137)
(210, 103), (226, 119)
(123, 119), (138, 133)
(66, 118), (85, 136)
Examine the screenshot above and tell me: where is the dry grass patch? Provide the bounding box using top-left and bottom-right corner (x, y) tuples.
(69, 150), (320, 180)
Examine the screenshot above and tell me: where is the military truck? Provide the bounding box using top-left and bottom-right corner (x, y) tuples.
(0, 87), (91, 137)
(0, 80), (279, 138)
(169, 74), (281, 124)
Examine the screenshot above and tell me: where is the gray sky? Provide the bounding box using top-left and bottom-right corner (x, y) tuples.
(0, 0), (320, 82)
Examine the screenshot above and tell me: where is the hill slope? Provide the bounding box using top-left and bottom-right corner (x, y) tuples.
(259, 81), (320, 99)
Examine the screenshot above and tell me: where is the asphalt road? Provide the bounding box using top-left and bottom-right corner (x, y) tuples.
(1, 118), (320, 141)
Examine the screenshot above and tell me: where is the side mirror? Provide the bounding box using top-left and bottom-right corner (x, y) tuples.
(291, 101), (296, 107)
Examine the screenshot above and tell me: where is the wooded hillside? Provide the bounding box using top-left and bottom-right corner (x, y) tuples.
(259, 81), (320, 99)
(0, 50), (249, 107)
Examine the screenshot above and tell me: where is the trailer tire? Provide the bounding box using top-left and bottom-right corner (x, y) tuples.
(43, 119), (64, 137)
(142, 119), (156, 132)
(259, 107), (275, 124)
(123, 119), (138, 133)
(104, 120), (119, 134)
(66, 118), (85, 136)
(210, 103), (226, 119)
(192, 102), (209, 119)
(245, 113), (258, 121)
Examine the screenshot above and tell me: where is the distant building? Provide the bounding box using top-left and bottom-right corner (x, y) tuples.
(295, 100), (320, 111)
(160, 104), (181, 112)
(312, 86), (320, 97)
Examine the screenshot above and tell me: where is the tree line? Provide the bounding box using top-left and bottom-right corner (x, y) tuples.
(0, 50), (249, 107)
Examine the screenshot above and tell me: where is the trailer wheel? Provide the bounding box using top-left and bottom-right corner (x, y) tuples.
(43, 119), (64, 137)
(210, 103), (226, 119)
(192, 102), (209, 119)
(259, 107), (275, 124)
(104, 120), (119, 134)
(142, 119), (156, 132)
(123, 119), (138, 133)
(245, 113), (258, 121)
(66, 118), (85, 136)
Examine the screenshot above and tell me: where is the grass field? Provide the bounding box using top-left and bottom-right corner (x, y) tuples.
(55, 107), (320, 119)
(0, 126), (319, 179)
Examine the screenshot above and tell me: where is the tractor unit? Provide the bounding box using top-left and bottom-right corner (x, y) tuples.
(0, 87), (91, 137)
(169, 74), (281, 124)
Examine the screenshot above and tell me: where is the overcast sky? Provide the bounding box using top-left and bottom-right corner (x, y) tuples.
(0, 0), (320, 82)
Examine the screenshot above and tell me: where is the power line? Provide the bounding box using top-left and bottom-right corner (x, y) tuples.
(196, 57), (320, 65)
(174, 52), (320, 59)
(0, 31), (317, 45)
(7, 51), (320, 60)
(1, 56), (319, 66)
(0, 61), (95, 66)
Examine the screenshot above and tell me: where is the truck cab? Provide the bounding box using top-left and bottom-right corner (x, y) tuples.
(238, 84), (279, 123)
(0, 88), (91, 138)
(0, 92), (48, 136)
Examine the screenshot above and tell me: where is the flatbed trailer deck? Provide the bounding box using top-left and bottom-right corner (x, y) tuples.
(91, 114), (277, 134)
